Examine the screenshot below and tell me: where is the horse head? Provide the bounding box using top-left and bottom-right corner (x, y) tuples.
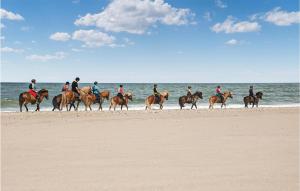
(224, 91), (233, 99)
(38, 89), (49, 100)
(125, 92), (133, 101)
(194, 91), (203, 99)
(161, 91), (169, 100)
(256, 92), (263, 99)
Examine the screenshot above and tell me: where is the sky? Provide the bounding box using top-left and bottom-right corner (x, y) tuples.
(1, 0), (299, 83)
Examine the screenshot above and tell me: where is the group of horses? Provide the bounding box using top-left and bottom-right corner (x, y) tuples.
(18, 86), (263, 112)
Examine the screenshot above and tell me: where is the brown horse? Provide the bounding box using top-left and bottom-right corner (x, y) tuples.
(179, 91), (203, 110)
(53, 90), (77, 111)
(145, 91), (169, 110)
(244, 92), (263, 108)
(209, 91), (233, 109)
(109, 93), (133, 111)
(19, 89), (49, 112)
(91, 90), (110, 111)
(77, 87), (94, 111)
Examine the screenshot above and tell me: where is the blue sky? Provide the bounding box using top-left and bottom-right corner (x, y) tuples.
(1, 0), (299, 83)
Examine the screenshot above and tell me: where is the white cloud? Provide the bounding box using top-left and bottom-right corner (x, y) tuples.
(20, 26), (31, 31)
(203, 11), (212, 21)
(26, 52), (66, 62)
(211, 16), (261, 33)
(0, 23), (5, 29)
(225, 39), (238, 45)
(0, 8), (24, 21)
(1, 47), (24, 53)
(74, 0), (194, 34)
(72, 29), (115, 47)
(0, 36), (5, 40)
(215, 0), (227, 8)
(50, 32), (71, 41)
(71, 48), (83, 52)
(263, 7), (300, 26)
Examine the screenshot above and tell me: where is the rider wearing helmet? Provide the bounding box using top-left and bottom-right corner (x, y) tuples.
(249, 85), (255, 102)
(71, 77), (80, 98)
(29, 79), (38, 99)
(216, 85), (224, 103)
(187, 86), (192, 102)
(153, 84), (160, 103)
(92, 81), (100, 101)
(117, 85), (125, 101)
(62, 81), (70, 92)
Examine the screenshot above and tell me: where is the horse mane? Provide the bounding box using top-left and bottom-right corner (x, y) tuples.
(256, 91), (263, 95)
(38, 89), (48, 94)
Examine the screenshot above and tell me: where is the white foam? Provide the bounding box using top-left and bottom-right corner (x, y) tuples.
(1, 103), (299, 112)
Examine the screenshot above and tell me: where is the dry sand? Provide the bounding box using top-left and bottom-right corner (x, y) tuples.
(1, 107), (299, 191)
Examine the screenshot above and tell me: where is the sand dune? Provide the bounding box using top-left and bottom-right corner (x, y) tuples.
(1, 107), (299, 191)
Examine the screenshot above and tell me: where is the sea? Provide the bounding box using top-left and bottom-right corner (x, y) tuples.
(1, 83), (299, 112)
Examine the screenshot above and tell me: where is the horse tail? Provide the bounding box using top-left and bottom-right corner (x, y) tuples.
(178, 97), (184, 108)
(19, 93), (24, 109)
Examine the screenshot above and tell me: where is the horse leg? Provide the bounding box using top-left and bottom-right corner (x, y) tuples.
(194, 103), (197, 109)
(89, 104), (92, 111)
(24, 104), (29, 112)
(160, 104), (163, 110)
(126, 104), (128, 110)
(35, 103), (40, 111)
(20, 103), (23, 112)
(121, 105), (123, 110)
(76, 100), (80, 111)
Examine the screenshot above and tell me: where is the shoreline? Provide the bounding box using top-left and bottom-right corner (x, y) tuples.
(1, 104), (300, 113)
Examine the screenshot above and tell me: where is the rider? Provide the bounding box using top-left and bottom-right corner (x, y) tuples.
(153, 84), (160, 103)
(92, 81), (100, 101)
(61, 81), (70, 92)
(216, 85), (224, 103)
(71, 77), (80, 98)
(187, 86), (192, 101)
(117, 85), (125, 101)
(249, 85), (255, 102)
(29, 79), (39, 99)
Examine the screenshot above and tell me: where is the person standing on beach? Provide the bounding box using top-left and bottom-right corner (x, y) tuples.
(153, 84), (160, 103)
(249, 86), (255, 102)
(61, 82), (70, 92)
(92, 81), (100, 101)
(216, 85), (224, 103)
(71, 77), (80, 99)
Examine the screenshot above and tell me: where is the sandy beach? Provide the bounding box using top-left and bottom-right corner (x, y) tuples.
(1, 107), (299, 191)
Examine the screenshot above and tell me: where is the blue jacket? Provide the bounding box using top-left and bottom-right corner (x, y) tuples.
(92, 85), (100, 95)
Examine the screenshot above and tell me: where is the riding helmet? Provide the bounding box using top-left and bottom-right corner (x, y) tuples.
(154, 84), (157, 87)
(188, 86), (191, 89)
(94, 81), (98, 85)
(120, 85), (123, 87)
(75, 77), (80, 81)
(66, 81), (70, 85)
(31, 79), (36, 83)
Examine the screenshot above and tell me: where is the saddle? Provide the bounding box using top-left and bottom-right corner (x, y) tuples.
(28, 89), (37, 99)
(154, 95), (161, 104)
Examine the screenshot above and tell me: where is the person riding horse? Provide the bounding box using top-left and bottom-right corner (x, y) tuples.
(71, 77), (80, 99)
(28, 79), (39, 100)
(216, 85), (224, 103)
(117, 85), (125, 102)
(92, 81), (100, 101)
(153, 84), (160, 103)
(62, 81), (70, 92)
(249, 85), (255, 102)
(187, 86), (192, 102)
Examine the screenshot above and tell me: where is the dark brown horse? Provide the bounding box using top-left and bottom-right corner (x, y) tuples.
(19, 89), (49, 112)
(209, 91), (233, 109)
(179, 91), (203, 109)
(145, 91), (169, 110)
(52, 94), (62, 111)
(109, 93), (133, 111)
(244, 92), (263, 108)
